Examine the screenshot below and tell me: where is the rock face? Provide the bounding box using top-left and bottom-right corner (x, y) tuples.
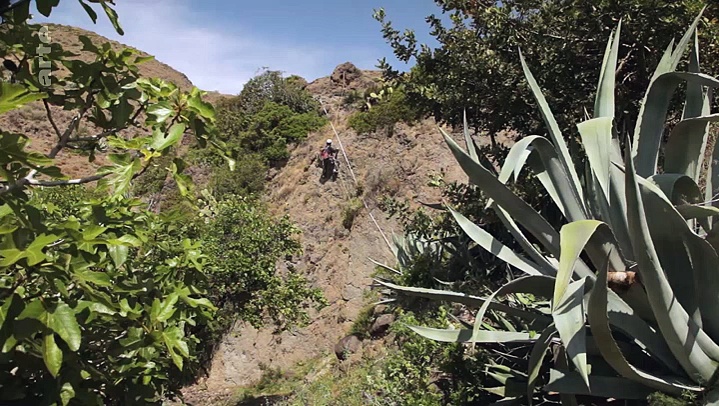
(369, 314), (395, 338)
(196, 64), (468, 394)
(330, 62), (362, 87)
(334, 334), (362, 360)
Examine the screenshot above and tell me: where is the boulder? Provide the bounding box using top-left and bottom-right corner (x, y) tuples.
(334, 334), (362, 360)
(369, 313), (395, 337)
(330, 62), (362, 87)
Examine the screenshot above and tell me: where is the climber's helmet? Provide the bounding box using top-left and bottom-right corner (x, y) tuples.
(326, 139), (332, 145)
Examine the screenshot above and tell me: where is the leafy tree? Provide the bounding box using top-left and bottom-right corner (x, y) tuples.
(0, 1), (228, 403)
(196, 70), (327, 196)
(375, 1), (719, 147)
(235, 69), (319, 117)
(194, 194), (326, 334)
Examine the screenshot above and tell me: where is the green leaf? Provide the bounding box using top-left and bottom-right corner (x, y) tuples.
(135, 55), (155, 64)
(77, 0), (98, 23)
(188, 88), (215, 120)
(553, 278), (590, 389)
(60, 381), (75, 406)
(154, 293), (179, 322)
(36, 0), (60, 17)
(108, 245), (128, 268)
(677, 204), (719, 220)
(594, 21), (621, 120)
(48, 303), (81, 352)
(374, 279), (551, 325)
(519, 49), (584, 203)
(544, 369), (654, 400)
(18, 300), (81, 351)
(0, 248), (26, 266)
(449, 207), (544, 276)
(408, 325), (535, 343)
(162, 326), (189, 370)
(498, 135), (587, 223)
(74, 269), (112, 287)
(43, 332), (62, 377)
(151, 122), (186, 151)
(100, 1), (124, 35)
(0, 82), (47, 114)
(633, 71), (719, 177)
(147, 102), (174, 123)
(578, 117), (613, 202)
(442, 129), (562, 259)
(624, 150), (719, 381)
(472, 276), (554, 348)
(527, 324), (557, 405)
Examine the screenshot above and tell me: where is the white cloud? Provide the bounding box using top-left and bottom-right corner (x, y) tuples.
(34, 0), (336, 94)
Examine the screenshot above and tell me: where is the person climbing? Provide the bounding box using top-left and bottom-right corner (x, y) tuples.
(320, 139), (339, 180)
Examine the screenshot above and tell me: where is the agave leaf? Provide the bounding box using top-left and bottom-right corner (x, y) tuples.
(664, 113), (718, 182)
(449, 207), (546, 276)
(663, 30), (712, 184)
(499, 139), (566, 215)
(633, 71), (719, 177)
(472, 276), (555, 349)
(502, 135), (588, 221)
(650, 173), (703, 204)
(556, 219), (627, 308)
(519, 50), (585, 206)
(651, 173), (708, 230)
(527, 324), (558, 405)
(544, 369), (654, 400)
(492, 203), (558, 275)
(587, 251), (702, 394)
(594, 22), (621, 120)
(555, 221), (603, 306)
(578, 118), (613, 203)
(669, 8), (706, 71)
(374, 279), (551, 325)
(442, 128), (561, 258)
(407, 325), (535, 343)
(463, 109), (479, 163)
(605, 289), (682, 373)
(624, 147), (718, 382)
(553, 278), (590, 389)
(677, 204), (719, 220)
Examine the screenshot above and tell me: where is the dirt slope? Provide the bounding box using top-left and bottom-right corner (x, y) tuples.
(194, 63), (467, 398)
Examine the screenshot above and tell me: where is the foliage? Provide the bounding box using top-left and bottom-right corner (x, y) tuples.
(194, 70), (326, 197)
(0, 2), (242, 404)
(375, 1), (719, 145)
(341, 198), (363, 230)
(347, 87), (419, 136)
(195, 195), (326, 334)
(234, 70), (317, 117)
(378, 12), (719, 404)
(348, 304), (375, 340)
(207, 151), (268, 198)
(276, 307), (488, 406)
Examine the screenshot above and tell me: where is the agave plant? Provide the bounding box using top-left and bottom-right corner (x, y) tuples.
(375, 8), (719, 404)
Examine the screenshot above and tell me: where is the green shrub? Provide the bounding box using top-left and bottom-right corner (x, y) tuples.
(348, 304), (376, 339)
(341, 198), (363, 230)
(209, 152), (268, 199)
(348, 88), (419, 136)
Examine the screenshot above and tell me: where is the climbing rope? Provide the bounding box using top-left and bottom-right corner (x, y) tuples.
(317, 97), (395, 256)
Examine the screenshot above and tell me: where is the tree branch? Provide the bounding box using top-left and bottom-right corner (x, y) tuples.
(27, 173), (109, 187)
(43, 99), (62, 140)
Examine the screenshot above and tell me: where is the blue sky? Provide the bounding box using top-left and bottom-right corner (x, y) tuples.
(34, 0), (443, 94)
